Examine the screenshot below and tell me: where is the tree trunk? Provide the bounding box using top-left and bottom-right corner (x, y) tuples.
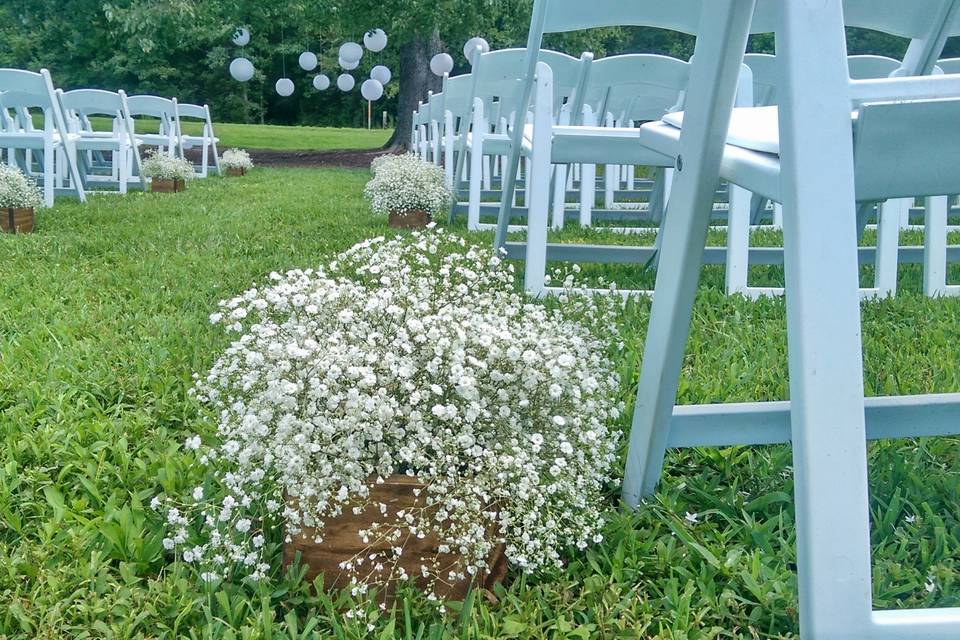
(386, 30), (442, 150)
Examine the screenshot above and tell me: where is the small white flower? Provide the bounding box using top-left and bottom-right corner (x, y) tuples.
(684, 512), (700, 524)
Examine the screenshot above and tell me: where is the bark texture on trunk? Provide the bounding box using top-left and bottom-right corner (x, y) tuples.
(387, 30), (443, 150)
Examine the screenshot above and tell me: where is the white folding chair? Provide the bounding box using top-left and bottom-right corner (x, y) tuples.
(450, 48), (591, 232)
(58, 88), (144, 194)
(499, 5), (754, 297)
(624, 1), (960, 638)
(176, 102), (221, 177)
(126, 95), (179, 158)
(557, 53), (692, 232)
(0, 69), (85, 206)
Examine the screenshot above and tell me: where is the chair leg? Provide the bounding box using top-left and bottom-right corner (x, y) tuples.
(201, 143), (209, 178)
(522, 63), (554, 297)
(117, 145), (127, 194)
(778, 3), (875, 636)
(874, 199), (902, 297)
(552, 164), (567, 230)
(923, 195), (951, 297)
(622, 0), (757, 507)
(725, 185), (752, 294)
(604, 113), (616, 210)
(467, 100), (486, 232)
(444, 113), (455, 189)
(43, 143), (55, 207)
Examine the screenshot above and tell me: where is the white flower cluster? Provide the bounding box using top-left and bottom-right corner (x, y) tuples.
(0, 164), (43, 209)
(157, 228), (623, 601)
(142, 150), (195, 180)
(363, 154), (452, 216)
(220, 148), (254, 170)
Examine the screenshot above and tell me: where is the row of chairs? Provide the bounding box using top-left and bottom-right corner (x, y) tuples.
(415, 1), (960, 638)
(0, 68), (221, 207)
(412, 38), (960, 300)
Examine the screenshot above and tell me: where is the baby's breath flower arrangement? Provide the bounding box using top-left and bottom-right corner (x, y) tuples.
(220, 148), (254, 171)
(363, 154), (451, 216)
(156, 228), (623, 609)
(0, 164), (43, 209)
(142, 150), (195, 181)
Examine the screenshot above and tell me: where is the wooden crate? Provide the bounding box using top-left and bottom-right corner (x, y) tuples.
(388, 210), (432, 229)
(226, 167), (247, 177)
(283, 475), (506, 601)
(1, 207), (34, 234)
(151, 178), (186, 193)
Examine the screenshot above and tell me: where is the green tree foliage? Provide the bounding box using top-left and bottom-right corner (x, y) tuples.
(1, 1), (955, 131)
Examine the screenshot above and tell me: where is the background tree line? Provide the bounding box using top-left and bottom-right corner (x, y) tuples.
(2, 0), (956, 147)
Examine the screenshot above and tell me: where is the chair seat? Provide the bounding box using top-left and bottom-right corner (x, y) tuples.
(466, 132), (530, 155)
(180, 135), (219, 148)
(75, 134), (131, 151)
(136, 134), (174, 146)
(638, 120), (781, 202)
(0, 131), (79, 149)
(662, 106), (781, 154)
(551, 125), (676, 166)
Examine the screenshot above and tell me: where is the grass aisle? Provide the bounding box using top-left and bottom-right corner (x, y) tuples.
(1, 169), (958, 638)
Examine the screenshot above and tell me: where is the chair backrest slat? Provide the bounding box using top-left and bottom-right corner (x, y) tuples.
(177, 103), (208, 120)
(584, 54), (691, 122)
(126, 95), (176, 119)
(60, 89), (123, 117)
(854, 97), (960, 200)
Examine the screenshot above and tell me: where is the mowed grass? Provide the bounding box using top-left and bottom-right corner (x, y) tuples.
(1, 169), (959, 639)
(75, 116), (392, 151)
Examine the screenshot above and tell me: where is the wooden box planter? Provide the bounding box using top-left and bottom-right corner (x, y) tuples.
(283, 475), (507, 601)
(151, 178), (186, 193)
(388, 210), (432, 230)
(1, 207), (34, 234)
(226, 167), (247, 177)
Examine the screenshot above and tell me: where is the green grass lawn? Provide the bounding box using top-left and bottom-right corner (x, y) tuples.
(71, 116), (392, 151)
(1, 169), (958, 638)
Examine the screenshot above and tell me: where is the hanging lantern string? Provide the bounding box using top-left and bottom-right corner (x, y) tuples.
(281, 21), (286, 77)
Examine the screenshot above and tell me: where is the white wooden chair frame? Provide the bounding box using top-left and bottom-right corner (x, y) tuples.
(622, 1), (960, 638)
(126, 95), (180, 160)
(177, 102), (221, 177)
(58, 88), (145, 194)
(450, 48), (591, 232)
(0, 68), (85, 206)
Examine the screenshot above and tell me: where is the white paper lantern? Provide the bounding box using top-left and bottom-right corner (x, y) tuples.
(232, 27), (250, 47)
(363, 29), (388, 53)
(339, 57), (359, 71)
(298, 51), (318, 71)
(229, 57), (255, 82)
(463, 36), (490, 62)
(430, 53), (454, 77)
(360, 78), (384, 101)
(339, 42), (363, 63)
(370, 65), (392, 85)
(337, 73), (355, 92)
(275, 78), (295, 96)
(313, 74), (331, 91)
